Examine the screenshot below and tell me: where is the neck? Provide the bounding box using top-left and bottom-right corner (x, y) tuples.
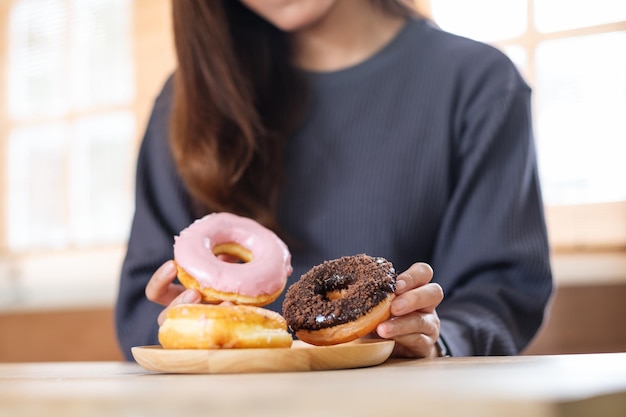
(291, 1), (406, 72)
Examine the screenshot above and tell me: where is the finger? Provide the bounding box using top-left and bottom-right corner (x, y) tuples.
(145, 260), (185, 305)
(377, 312), (440, 358)
(395, 262), (434, 294)
(391, 282), (443, 316)
(157, 289), (203, 325)
(391, 332), (438, 358)
(377, 311), (439, 341)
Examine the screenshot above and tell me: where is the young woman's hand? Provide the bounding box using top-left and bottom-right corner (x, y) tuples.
(376, 262), (444, 358)
(145, 260), (202, 325)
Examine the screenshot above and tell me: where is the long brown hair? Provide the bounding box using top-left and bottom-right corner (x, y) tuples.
(170, 0), (416, 231)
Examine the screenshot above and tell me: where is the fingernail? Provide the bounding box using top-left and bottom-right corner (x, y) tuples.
(396, 278), (407, 292)
(163, 261), (176, 275)
(379, 322), (393, 337)
(182, 290), (199, 303)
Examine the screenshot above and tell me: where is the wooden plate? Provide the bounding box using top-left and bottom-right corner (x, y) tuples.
(131, 339), (395, 374)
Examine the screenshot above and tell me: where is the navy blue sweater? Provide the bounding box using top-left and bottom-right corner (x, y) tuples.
(116, 18), (553, 360)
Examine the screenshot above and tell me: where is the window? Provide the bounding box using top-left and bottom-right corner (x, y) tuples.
(0, 0), (175, 308)
(5, 0), (135, 250)
(428, 0), (626, 250)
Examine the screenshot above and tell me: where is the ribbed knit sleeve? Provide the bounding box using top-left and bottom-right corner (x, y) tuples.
(115, 77), (195, 360)
(431, 50), (553, 356)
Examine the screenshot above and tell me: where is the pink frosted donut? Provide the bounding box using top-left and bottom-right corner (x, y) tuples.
(173, 212), (292, 306)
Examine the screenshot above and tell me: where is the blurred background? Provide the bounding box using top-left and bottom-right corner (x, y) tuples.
(0, 0), (624, 361)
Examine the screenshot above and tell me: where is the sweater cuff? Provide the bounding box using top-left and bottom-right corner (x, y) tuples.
(435, 336), (451, 357)
(439, 317), (473, 357)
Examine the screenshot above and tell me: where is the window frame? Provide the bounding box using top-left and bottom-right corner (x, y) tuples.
(0, 0), (176, 309)
(496, 4), (626, 252)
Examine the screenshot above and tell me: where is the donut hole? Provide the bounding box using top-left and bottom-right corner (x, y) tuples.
(212, 243), (253, 264)
(320, 273), (355, 301)
(326, 289), (348, 301)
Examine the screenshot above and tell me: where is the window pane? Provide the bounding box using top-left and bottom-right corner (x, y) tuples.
(7, 0), (134, 118)
(7, 125), (69, 249)
(535, 32), (626, 205)
(430, 0), (527, 42)
(7, 0), (68, 119)
(535, 0), (626, 33)
(69, 0), (134, 109)
(69, 112), (135, 245)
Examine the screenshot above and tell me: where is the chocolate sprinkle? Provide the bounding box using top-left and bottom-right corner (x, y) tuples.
(282, 254), (397, 331)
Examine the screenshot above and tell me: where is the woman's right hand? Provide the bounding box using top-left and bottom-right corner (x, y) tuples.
(145, 260), (202, 325)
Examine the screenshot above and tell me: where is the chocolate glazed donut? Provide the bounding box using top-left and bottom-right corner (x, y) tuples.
(283, 254), (397, 346)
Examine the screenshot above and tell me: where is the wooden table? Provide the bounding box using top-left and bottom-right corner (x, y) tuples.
(1, 353), (625, 417)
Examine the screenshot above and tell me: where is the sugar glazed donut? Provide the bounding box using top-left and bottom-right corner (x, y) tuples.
(173, 212), (292, 306)
(283, 254), (397, 346)
(159, 304), (293, 349)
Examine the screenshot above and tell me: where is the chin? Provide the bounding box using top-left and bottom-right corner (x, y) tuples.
(240, 0), (338, 32)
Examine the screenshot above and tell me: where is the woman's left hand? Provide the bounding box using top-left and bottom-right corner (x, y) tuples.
(376, 262), (444, 358)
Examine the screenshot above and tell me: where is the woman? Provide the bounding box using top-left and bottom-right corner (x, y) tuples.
(115, 0), (553, 360)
